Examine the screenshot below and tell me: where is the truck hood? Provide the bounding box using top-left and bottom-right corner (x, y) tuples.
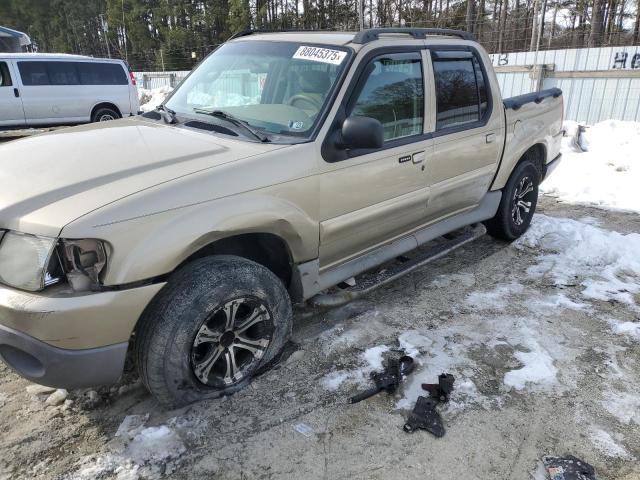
(0, 117), (286, 237)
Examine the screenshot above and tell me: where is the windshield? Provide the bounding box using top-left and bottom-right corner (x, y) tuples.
(165, 41), (351, 140)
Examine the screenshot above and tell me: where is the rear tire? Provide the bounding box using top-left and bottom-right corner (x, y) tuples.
(484, 160), (540, 241)
(134, 255), (292, 408)
(91, 106), (120, 122)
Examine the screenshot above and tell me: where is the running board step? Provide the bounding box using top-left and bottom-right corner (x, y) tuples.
(309, 223), (486, 308)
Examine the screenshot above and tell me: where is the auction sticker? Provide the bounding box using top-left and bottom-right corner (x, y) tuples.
(293, 46), (347, 65)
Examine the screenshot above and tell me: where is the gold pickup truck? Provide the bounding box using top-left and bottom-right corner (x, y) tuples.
(0, 28), (563, 407)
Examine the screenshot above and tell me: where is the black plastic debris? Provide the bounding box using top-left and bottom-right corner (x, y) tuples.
(422, 373), (455, 402)
(404, 373), (455, 437)
(349, 355), (414, 404)
(543, 455), (596, 480)
(403, 396), (445, 436)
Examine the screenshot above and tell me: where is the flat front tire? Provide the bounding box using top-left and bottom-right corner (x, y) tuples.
(134, 256), (292, 408)
(484, 160), (540, 241)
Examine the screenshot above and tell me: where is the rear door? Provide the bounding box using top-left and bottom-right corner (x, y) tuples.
(0, 60), (25, 127)
(318, 50), (434, 269)
(424, 48), (504, 221)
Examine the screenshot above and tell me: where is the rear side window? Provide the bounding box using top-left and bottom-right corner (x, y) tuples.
(0, 62), (12, 87)
(350, 52), (424, 142)
(18, 62), (50, 85)
(18, 61), (127, 86)
(431, 51), (489, 130)
(47, 62), (79, 85)
(77, 63), (127, 85)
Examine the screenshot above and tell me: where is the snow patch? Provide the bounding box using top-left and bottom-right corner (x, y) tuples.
(516, 215), (640, 305)
(601, 390), (640, 425)
(430, 272), (476, 289)
(503, 340), (558, 391)
(607, 318), (640, 340)
(542, 120), (640, 212)
(465, 282), (524, 310)
(588, 427), (631, 459)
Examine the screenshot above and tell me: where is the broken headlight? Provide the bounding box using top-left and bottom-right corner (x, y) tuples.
(0, 232), (108, 293)
(0, 231), (57, 292)
(58, 239), (108, 292)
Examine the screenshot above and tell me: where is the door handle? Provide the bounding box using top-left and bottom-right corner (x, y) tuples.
(13, 88), (19, 98)
(486, 133), (496, 143)
(412, 151), (425, 164)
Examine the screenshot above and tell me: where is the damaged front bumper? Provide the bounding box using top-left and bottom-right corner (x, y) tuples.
(0, 282), (165, 389)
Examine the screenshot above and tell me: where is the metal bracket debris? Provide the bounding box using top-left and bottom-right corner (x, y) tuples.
(403, 396), (445, 437)
(404, 373), (455, 437)
(349, 355), (414, 404)
(422, 373), (455, 402)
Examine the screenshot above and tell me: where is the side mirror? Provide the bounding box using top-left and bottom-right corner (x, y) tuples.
(340, 116), (384, 150)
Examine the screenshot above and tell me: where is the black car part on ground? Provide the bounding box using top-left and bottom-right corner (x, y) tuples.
(543, 455), (596, 480)
(403, 396), (445, 437)
(349, 355), (414, 404)
(422, 373), (455, 402)
(404, 373), (456, 437)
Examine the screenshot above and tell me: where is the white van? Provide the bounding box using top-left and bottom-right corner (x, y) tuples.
(0, 53), (139, 127)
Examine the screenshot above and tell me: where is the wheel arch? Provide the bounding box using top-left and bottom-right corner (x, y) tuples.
(177, 232), (295, 290)
(491, 141), (548, 190)
(91, 102), (122, 121)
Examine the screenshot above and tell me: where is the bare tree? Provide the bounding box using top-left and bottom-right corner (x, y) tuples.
(588, 0), (604, 47)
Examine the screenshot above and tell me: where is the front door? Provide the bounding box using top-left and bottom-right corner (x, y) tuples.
(318, 50), (434, 270)
(0, 61), (25, 127)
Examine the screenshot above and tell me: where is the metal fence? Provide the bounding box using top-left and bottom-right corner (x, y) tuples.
(136, 44), (640, 124)
(490, 45), (640, 124)
(133, 71), (190, 90)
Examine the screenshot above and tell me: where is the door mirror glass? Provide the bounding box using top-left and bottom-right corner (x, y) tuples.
(341, 115), (384, 149)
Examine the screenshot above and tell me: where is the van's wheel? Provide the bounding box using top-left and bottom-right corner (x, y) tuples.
(135, 256), (292, 408)
(484, 160), (540, 241)
(92, 107), (120, 122)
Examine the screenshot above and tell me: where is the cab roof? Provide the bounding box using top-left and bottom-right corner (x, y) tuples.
(230, 28), (475, 47)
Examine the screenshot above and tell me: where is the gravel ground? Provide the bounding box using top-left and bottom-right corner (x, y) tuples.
(0, 196), (639, 480)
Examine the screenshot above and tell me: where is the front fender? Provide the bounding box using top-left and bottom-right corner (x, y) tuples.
(85, 191), (318, 286)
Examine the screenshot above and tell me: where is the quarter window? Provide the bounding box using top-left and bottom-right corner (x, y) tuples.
(77, 62), (127, 85)
(432, 52), (489, 130)
(350, 52), (424, 142)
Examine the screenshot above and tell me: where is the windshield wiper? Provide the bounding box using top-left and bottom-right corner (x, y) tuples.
(193, 108), (269, 142)
(156, 104), (178, 124)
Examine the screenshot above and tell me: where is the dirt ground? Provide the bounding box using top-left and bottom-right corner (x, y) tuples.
(0, 196), (639, 480)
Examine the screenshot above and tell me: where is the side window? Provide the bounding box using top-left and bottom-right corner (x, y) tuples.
(0, 62), (12, 87)
(350, 52), (424, 142)
(47, 62), (79, 85)
(431, 51), (490, 130)
(77, 63), (128, 85)
(18, 61), (50, 86)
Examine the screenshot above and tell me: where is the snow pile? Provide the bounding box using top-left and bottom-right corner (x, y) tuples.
(516, 214), (640, 305)
(542, 120), (640, 212)
(137, 86), (173, 112)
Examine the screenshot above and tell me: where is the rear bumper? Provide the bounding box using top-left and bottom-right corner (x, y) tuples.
(543, 153), (562, 182)
(0, 322), (128, 388)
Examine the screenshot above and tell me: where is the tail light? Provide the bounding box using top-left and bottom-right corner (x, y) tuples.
(129, 71), (137, 86)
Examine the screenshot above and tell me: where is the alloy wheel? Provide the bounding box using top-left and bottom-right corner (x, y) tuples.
(511, 175), (535, 226)
(191, 297), (273, 387)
